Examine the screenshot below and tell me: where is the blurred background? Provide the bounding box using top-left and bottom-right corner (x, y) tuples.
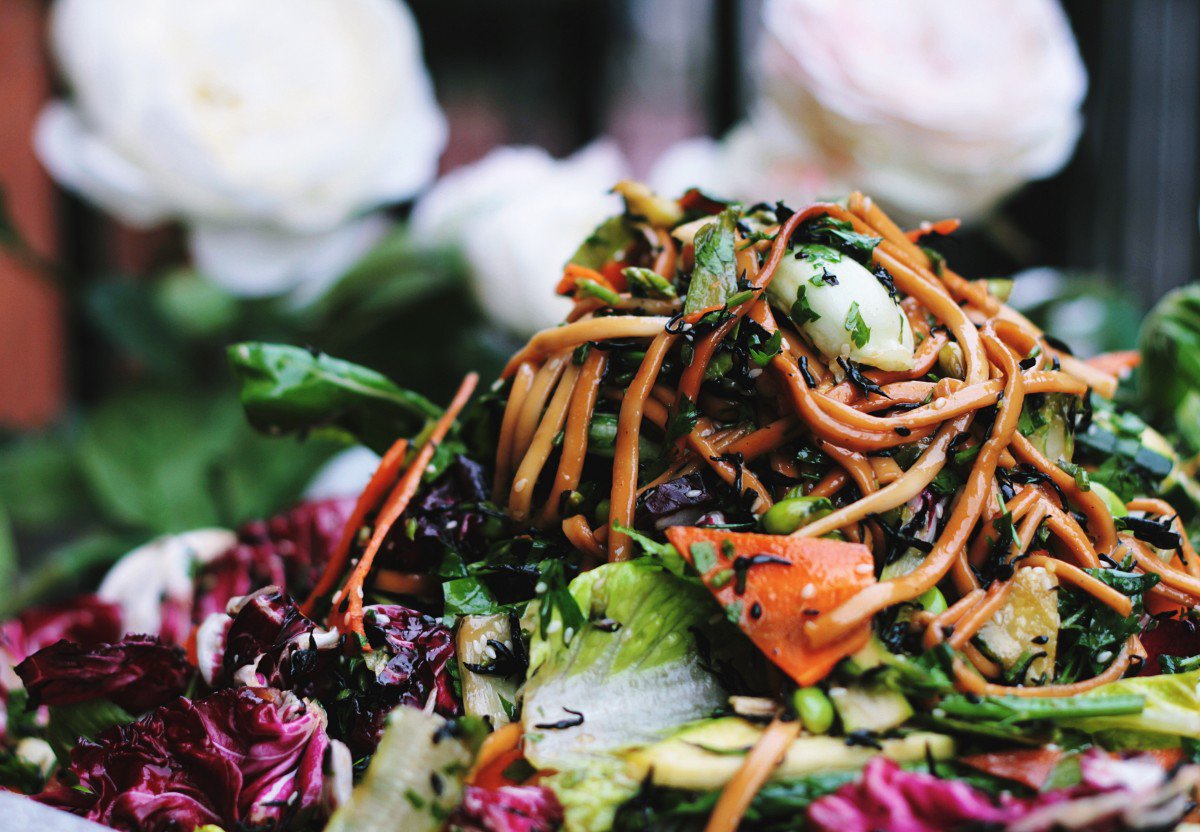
(1, 0), (1197, 600)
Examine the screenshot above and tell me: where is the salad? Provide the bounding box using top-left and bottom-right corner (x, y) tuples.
(3, 183), (1200, 832)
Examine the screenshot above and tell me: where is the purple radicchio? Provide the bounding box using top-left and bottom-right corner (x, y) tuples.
(0, 595), (122, 740)
(448, 785), (564, 832)
(327, 604), (458, 759)
(192, 498), (354, 622)
(37, 687), (342, 832)
(807, 753), (1200, 832)
(196, 587), (458, 760)
(390, 455), (495, 563)
(0, 596), (123, 669)
(15, 635), (193, 714)
(636, 472), (717, 531)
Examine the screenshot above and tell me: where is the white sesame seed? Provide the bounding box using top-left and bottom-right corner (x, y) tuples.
(1095, 650), (1113, 664)
(685, 489), (703, 499)
(535, 581), (548, 594)
(801, 583), (816, 599)
(854, 563), (872, 574)
(514, 478), (530, 493)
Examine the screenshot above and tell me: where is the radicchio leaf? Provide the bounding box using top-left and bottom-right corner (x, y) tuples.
(807, 753), (1198, 832)
(329, 604), (458, 758)
(0, 596), (123, 668)
(192, 498), (354, 622)
(0, 596), (122, 740)
(635, 472), (716, 530)
(37, 688), (335, 832)
(15, 635), (193, 714)
(449, 785), (564, 832)
(198, 586), (341, 698)
(198, 587), (458, 760)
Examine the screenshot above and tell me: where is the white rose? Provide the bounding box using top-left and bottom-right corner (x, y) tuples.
(650, 107), (844, 207)
(411, 142), (627, 335)
(756, 0), (1086, 219)
(35, 0), (446, 297)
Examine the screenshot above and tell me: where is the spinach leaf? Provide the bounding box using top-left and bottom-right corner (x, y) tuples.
(228, 342), (442, 454)
(684, 209), (740, 315)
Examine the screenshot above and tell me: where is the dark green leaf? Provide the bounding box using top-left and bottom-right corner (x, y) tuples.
(228, 342), (441, 454)
(748, 330), (782, 367)
(443, 576), (503, 616)
(664, 397), (700, 444)
(47, 700), (134, 769)
(789, 286), (820, 327)
(800, 216), (881, 265)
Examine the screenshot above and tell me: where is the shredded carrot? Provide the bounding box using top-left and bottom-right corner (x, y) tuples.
(905, 217), (961, 242)
(554, 263), (617, 296)
(301, 437), (409, 617)
(705, 718), (801, 832)
(467, 722), (523, 785)
(333, 373), (478, 640)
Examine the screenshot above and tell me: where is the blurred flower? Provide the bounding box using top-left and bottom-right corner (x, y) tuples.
(97, 528), (236, 641)
(35, 0), (445, 297)
(655, 0), (1086, 221)
(304, 446), (381, 502)
(411, 143), (627, 335)
(650, 108), (841, 206)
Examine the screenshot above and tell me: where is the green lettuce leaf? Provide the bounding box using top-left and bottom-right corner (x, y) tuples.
(542, 758), (641, 832)
(1060, 668), (1200, 747)
(522, 560), (726, 770)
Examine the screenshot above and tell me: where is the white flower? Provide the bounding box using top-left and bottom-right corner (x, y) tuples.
(304, 445), (382, 501)
(650, 108), (843, 207)
(755, 0), (1087, 219)
(98, 528), (237, 639)
(35, 0), (445, 297)
(411, 142), (627, 335)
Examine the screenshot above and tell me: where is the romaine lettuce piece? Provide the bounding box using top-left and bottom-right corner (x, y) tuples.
(324, 707), (471, 832)
(1061, 668), (1200, 746)
(522, 560), (727, 769)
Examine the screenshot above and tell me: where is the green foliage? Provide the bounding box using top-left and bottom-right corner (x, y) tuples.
(1056, 561), (1158, 683)
(228, 342), (441, 454)
(1139, 282), (1200, 421)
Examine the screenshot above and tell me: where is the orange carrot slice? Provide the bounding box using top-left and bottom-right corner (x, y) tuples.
(664, 527), (876, 686)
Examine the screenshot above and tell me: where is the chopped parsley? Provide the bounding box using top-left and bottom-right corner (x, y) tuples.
(844, 301), (871, 348)
(790, 285), (820, 326)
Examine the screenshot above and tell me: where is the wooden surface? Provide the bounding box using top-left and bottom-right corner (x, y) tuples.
(0, 0), (62, 428)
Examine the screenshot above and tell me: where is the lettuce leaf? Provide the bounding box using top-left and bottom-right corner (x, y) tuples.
(522, 560), (726, 770)
(1061, 668), (1200, 746)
